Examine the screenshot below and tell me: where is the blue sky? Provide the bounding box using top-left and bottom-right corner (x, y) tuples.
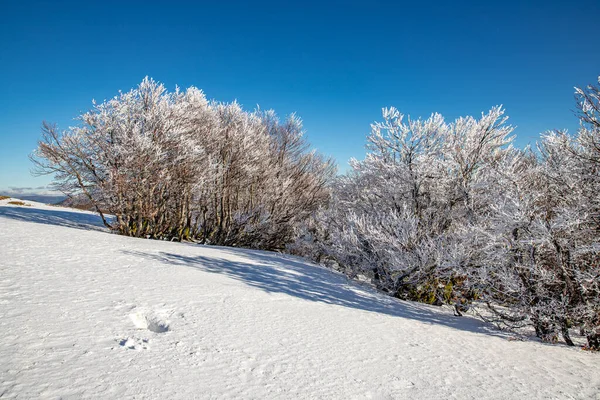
(1, 0), (599, 194)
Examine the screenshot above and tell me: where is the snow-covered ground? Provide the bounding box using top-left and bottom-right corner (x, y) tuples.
(1, 199), (598, 399)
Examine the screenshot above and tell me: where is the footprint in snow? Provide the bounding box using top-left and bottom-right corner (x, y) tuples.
(117, 337), (150, 350)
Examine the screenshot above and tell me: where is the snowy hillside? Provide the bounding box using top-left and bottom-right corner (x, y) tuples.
(1, 199), (598, 399)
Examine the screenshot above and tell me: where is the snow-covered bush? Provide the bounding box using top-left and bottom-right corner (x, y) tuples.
(296, 76), (600, 349)
(478, 79), (600, 348)
(31, 78), (335, 249)
(307, 106), (514, 313)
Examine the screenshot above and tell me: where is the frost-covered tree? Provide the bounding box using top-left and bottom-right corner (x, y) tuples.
(296, 77), (600, 349)
(478, 79), (600, 348)
(304, 106), (514, 314)
(31, 78), (335, 250)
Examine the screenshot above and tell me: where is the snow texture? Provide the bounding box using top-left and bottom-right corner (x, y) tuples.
(1, 198), (599, 399)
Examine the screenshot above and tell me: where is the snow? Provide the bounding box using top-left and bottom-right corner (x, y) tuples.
(1, 199), (599, 399)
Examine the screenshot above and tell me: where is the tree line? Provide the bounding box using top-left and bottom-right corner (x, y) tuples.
(33, 76), (600, 350)
(290, 76), (600, 350)
(31, 78), (335, 249)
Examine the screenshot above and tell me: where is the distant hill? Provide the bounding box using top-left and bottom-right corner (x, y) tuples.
(0, 193), (67, 204)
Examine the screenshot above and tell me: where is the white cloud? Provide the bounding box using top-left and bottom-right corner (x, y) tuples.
(2, 186), (63, 197)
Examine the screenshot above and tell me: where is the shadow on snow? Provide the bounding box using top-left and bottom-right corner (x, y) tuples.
(0, 206), (110, 232)
(124, 247), (510, 340)
(0, 204), (510, 340)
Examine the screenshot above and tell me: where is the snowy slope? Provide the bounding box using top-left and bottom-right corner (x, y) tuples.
(0, 199), (598, 399)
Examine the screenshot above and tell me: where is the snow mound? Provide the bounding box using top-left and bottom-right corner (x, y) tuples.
(129, 310), (171, 333)
(0, 201), (598, 399)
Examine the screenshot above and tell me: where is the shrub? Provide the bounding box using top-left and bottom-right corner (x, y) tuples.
(31, 78), (335, 250)
(7, 201), (30, 206)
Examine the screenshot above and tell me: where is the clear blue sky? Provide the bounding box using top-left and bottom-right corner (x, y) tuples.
(1, 0), (599, 194)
